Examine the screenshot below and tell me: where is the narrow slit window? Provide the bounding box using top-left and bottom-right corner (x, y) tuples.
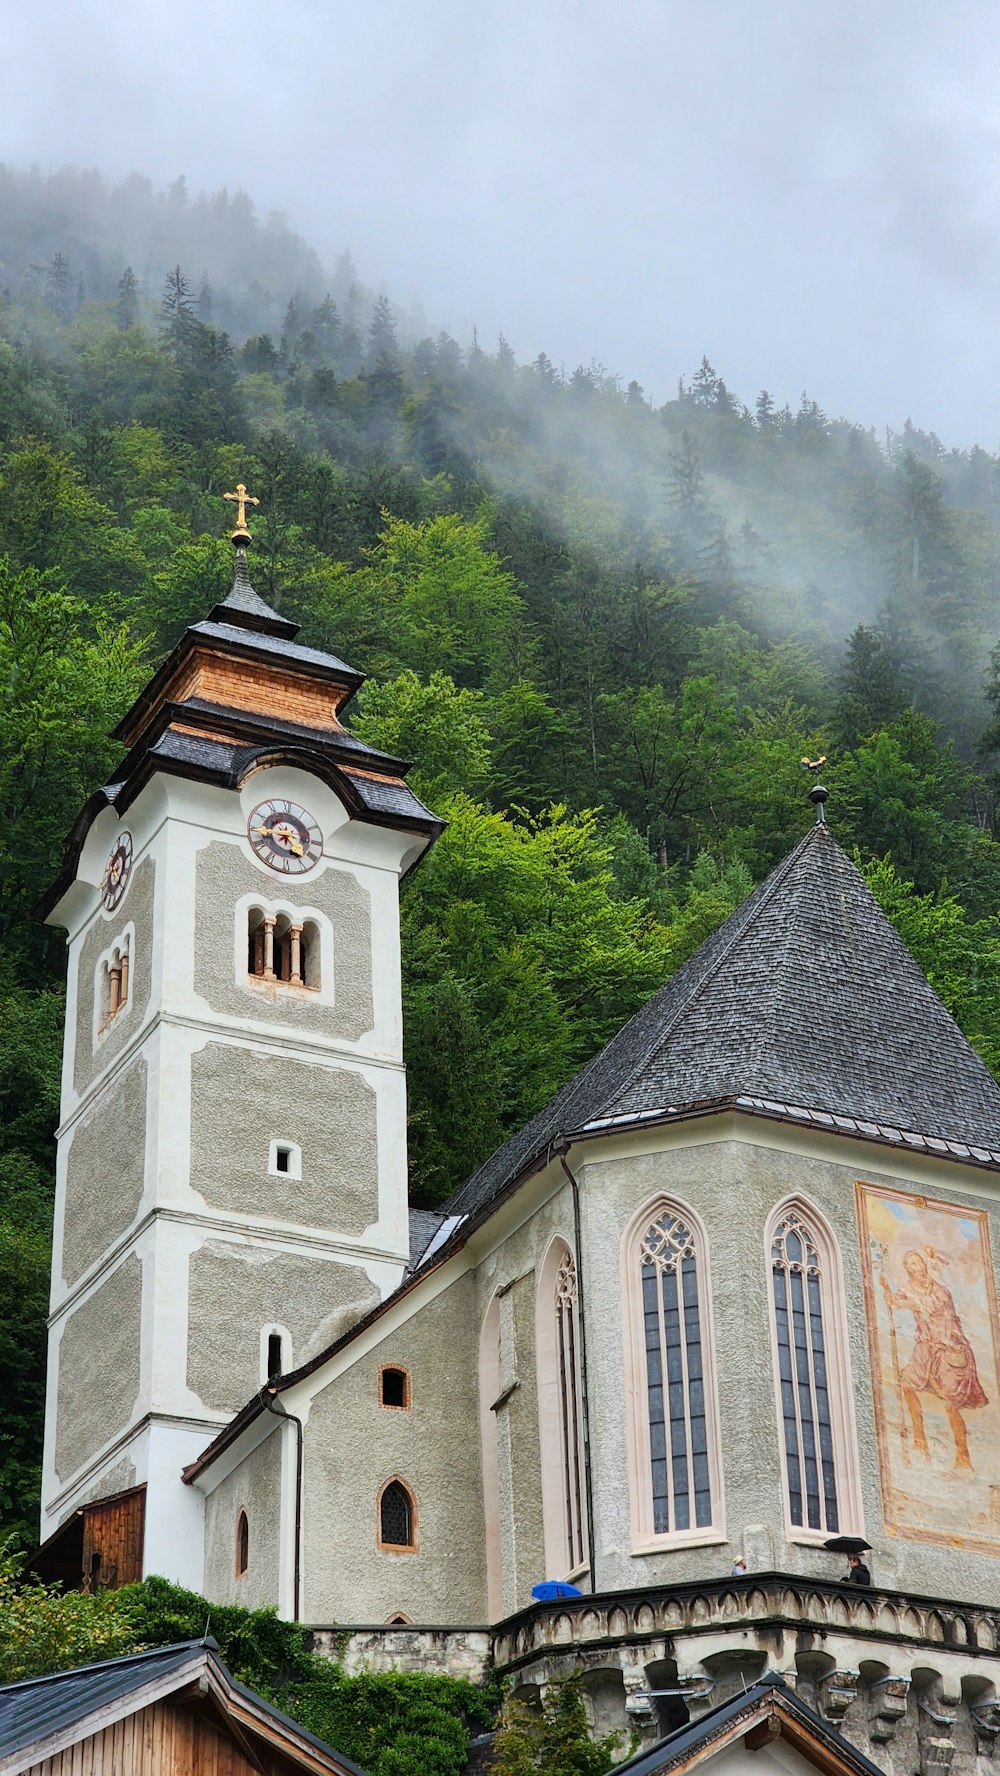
(275, 1147), (291, 1174)
(235, 1509), (249, 1577)
(379, 1480), (416, 1550)
(267, 1333), (284, 1378)
(380, 1367), (410, 1409)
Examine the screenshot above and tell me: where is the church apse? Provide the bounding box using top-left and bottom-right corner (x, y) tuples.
(857, 1180), (1000, 1552)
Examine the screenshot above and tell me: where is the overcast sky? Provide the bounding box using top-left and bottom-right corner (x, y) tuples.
(4, 0), (1000, 444)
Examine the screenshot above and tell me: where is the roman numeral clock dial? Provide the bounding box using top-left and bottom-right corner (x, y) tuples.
(247, 799), (323, 874)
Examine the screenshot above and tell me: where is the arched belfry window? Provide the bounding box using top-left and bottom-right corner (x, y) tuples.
(766, 1198), (861, 1540)
(378, 1478), (417, 1552)
(537, 1240), (587, 1575)
(623, 1198), (724, 1547)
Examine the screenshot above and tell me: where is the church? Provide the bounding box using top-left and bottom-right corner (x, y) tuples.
(32, 501), (1000, 1773)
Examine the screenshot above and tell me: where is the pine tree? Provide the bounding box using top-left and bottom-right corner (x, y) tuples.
(831, 624), (907, 751)
(45, 253), (72, 322)
(367, 293), (398, 363)
(160, 264), (197, 362)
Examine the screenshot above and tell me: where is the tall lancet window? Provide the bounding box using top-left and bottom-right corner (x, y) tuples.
(624, 1199), (723, 1546)
(767, 1200), (859, 1538)
(537, 1240), (587, 1575)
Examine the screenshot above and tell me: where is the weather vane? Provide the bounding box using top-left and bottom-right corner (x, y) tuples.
(800, 754), (829, 823)
(223, 483), (260, 538)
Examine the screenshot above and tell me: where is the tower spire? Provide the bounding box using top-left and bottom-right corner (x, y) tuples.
(208, 484), (300, 639)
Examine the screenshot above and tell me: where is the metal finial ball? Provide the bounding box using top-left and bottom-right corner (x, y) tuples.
(809, 784), (829, 806)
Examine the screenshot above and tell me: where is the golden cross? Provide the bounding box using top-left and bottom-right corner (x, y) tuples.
(223, 483), (260, 533)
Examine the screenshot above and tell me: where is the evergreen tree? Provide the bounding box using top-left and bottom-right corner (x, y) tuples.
(368, 293), (398, 363)
(116, 266), (139, 330)
(831, 625), (907, 751)
(159, 264), (197, 363)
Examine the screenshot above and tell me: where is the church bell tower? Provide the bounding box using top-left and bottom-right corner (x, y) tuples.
(37, 492), (441, 1586)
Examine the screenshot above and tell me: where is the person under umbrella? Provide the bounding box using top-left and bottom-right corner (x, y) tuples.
(823, 1534), (872, 1585)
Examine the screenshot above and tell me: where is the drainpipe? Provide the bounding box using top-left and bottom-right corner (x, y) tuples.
(261, 1386), (304, 1622)
(554, 1143), (598, 1594)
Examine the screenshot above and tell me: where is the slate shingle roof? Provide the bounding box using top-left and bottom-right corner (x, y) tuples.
(445, 821), (1000, 1223)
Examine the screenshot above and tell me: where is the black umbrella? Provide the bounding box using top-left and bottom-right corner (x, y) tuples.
(823, 1535), (872, 1554)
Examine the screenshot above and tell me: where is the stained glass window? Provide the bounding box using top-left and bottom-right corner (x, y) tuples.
(639, 1210), (712, 1534)
(770, 1210), (839, 1533)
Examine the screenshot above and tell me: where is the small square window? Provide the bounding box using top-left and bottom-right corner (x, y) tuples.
(268, 1139), (301, 1180)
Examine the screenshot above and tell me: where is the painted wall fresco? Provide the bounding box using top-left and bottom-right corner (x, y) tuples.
(856, 1181), (1000, 1551)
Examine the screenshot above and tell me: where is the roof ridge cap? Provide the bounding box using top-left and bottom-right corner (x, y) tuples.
(0, 1640), (209, 1697)
(605, 825), (823, 1112)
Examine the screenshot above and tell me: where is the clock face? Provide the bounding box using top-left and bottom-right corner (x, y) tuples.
(100, 831), (134, 910)
(247, 799), (323, 874)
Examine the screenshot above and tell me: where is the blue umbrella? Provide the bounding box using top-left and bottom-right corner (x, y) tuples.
(531, 1580), (583, 1600)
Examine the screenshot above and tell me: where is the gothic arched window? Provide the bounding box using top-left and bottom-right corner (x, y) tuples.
(624, 1199), (724, 1546)
(537, 1240), (587, 1575)
(235, 1508), (249, 1577)
(378, 1478), (417, 1552)
(766, 1199), (860, 1539)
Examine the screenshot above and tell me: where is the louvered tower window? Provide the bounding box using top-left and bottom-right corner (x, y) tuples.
(770, 1209), (839, 1533)
(639, 1209), (712, 1534)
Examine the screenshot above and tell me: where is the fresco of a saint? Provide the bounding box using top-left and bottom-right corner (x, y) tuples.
(857, 1183), (1000, 1551)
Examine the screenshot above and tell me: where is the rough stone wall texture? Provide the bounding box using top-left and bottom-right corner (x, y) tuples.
(189, 1042), (379, 1234)
(194, 841), (374, 1041)
(577, 1134), (1000, 1606)
(73, 855), (155, 1097)
(303, 1273), (486, 1623)
(55, 1256), (142, 1482)
(505, 1273), (546, 1602)
(203, 1425), (283, 1609)
(312, 1627), (491, 1683)
(62, 1059), (147, 1286)
(187, 1243), (377, 1414)
(473, 1188), (573, 1615)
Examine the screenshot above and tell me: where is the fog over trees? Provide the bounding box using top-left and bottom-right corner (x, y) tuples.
(3, 157), (1000, 1540)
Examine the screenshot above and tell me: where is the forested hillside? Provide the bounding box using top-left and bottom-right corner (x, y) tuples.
(5, 165), (1000, 1537)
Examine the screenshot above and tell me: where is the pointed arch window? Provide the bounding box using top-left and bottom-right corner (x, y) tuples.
(766, 1199), (861, 1540)
(235, 1508), (249, 1578)
(537, 1241), (587, 1576)
(378, 1478), (417, 1552)
(623, 1198), (724, 1547)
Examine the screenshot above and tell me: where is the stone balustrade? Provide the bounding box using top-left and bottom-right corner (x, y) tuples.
(489, 1571), (1000, 1675)
(316, 1576), (1000, 1773)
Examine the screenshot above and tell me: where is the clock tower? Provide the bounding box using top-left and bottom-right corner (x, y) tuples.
(37, 502), (441, 1588)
